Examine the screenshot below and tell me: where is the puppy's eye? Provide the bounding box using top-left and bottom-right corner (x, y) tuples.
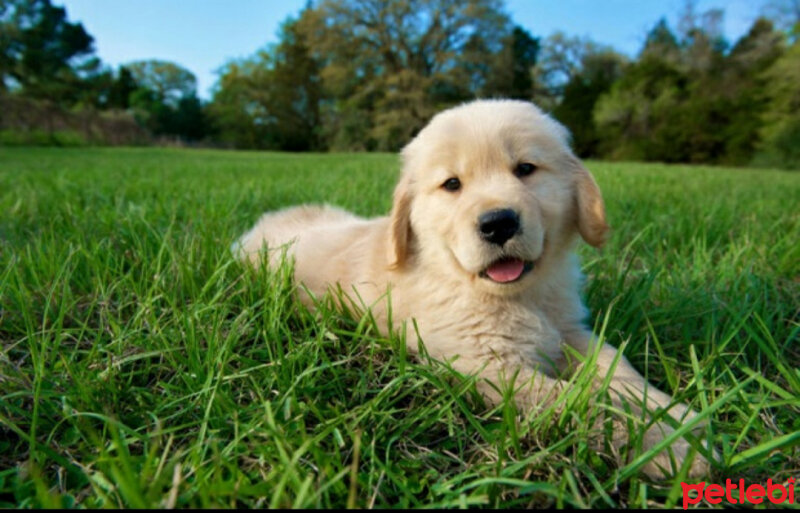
(441, 177), (461, 192)
(514, 162), (537, 178)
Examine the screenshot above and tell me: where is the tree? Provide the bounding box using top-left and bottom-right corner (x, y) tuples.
(552, 48), (626, 157)
(593, 12), (769, 164)
(166, 95), (207, 141)
(757, 34), (800, 168)
(592, 12), (795, 166)
(639, 18), (681, 65)
(210, 1), (538, 151)
(761, 0), (800, 34)
(483, 25), (539, 100)
(298, 0), (513, 150)
(264, 15), (322, 151)
(0, 0), (21, 91)
(209, 11), (322, 151)
(529, 31), (626, 157)
(722, 18), (785, 164)
(676, 1), (728, 73)
(125, 60), (209, 141)
(531, 32), (608, 110)
(208, 57), (275, 149)
(0, 0), (97, 102)
(594, 19), (697, 162)
(593, 54), (685, 161)
(107, 66), (138, 110)
(126, 59), (197, 108)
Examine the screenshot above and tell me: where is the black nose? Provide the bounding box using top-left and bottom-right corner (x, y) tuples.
(478, 209), (520, 246)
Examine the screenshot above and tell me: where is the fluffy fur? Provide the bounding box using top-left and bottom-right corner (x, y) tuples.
(234, 99), (710, 478)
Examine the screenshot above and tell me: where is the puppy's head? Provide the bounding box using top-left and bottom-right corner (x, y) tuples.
(388, 99), (608, 295)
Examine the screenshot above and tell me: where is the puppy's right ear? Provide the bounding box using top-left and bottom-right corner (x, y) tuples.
(569, 156), (609, 248)
(387, 174), (413, 269)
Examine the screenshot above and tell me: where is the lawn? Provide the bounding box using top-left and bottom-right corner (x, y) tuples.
(0, 147), (798, 508)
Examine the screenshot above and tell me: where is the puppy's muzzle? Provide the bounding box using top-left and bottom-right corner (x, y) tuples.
(478, 209), (521, 246)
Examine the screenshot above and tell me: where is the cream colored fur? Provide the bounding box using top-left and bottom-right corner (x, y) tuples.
(234, 99), (710, 478)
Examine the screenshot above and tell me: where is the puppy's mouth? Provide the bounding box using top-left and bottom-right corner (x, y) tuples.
(479, 257), (535, 284)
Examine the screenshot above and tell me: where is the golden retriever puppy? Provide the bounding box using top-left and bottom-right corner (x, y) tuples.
(234, 99), (710, 479)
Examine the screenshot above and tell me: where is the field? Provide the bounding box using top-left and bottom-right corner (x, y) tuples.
(0, 147), (798, 508)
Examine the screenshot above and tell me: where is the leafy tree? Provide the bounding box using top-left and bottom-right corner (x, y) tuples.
(722, 18), (785, 164)
(107, 66), (138, 110)
(298, 0), (513, 150)
(592, 13), (785, 165)
(208, 57), (274, 149)
(531, 32), (609, 111)
(126, 59), (197, 108)
(209, 12), (322, 151)
(483, 25), (539, 100)
(593, 53), (686, 161)
(0, 0), (97, 102)
(528, 32), (627, 156)
(676, 2), (728, 73)
(0, 0), (20, 91)
(165, 95), (207, 141)
(552, 48), (626, 157)
(125, 60), (208, 141)
(761, 0), (800, 34)
(264, 15), (322, 151)
(640, 18), (681, 64)
(757, 34), (800, 168)
(212, 0), (518, 152)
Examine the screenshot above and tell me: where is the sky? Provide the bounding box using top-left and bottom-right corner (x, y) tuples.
(58, 0), (764, 100)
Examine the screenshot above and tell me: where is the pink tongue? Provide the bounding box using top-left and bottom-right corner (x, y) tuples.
(486, 258), (525, 283)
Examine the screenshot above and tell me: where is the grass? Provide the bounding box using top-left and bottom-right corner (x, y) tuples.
(0, 146), (798, 508)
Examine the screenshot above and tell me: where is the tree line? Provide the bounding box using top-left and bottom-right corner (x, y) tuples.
(0, 0), (208, 145)
(1, 0), (799, 168)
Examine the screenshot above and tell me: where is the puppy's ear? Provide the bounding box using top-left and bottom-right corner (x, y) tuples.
(387, 174), (413, 268)
(570, 157), (609, 248)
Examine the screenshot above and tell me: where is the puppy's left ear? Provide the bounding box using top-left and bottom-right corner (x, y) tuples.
(570, 157), (609, 248)
(387, 174), (413, 269)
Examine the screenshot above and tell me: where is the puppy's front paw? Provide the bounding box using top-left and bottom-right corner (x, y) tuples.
(639, 423), (711, 479)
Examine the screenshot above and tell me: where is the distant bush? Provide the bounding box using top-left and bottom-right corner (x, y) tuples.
(52, 130), (88, 146)
(0, 94), (149, 147)
(0, 130), (31, 146)
(0, 129), (89, 147)
(754, 118), (800, 169)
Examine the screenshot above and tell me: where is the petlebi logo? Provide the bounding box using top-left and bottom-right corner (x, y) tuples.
(681, 478), (796, 508)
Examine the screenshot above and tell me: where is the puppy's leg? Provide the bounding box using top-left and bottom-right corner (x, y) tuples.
(566, 335), (711, 479)
(442, 357), (566, 414)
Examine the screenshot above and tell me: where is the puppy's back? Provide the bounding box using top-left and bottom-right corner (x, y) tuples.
(233, 205), (358, 263)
